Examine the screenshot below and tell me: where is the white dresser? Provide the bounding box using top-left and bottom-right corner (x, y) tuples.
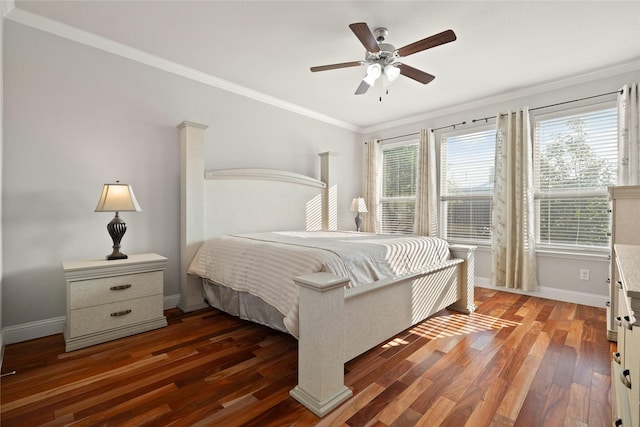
(63, 253), (168, 351)
(612, 244), (640, 427)
(608, 185), (640, 341)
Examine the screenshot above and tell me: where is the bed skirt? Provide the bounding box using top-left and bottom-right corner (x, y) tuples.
(202, 279), (289, 334)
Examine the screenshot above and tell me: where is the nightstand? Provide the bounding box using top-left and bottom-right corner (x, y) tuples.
(62, 253), (168, 351)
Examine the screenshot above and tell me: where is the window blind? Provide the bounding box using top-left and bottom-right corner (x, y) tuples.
(440, 128), (496, 243)
(534, 106), (617, 249)
(380, 142), (419, 234)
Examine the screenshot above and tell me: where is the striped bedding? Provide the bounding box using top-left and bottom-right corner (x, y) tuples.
(187, 231), (451, 336)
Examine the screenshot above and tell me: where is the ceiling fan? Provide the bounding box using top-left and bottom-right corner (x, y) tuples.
(311, 23), (456, 95)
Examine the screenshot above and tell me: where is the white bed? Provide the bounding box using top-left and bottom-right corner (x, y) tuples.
(177, 121), (476, 417)
(188, 230), (456, 337)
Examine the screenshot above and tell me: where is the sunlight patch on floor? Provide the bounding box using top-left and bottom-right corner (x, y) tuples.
(382, 313), (521, 348)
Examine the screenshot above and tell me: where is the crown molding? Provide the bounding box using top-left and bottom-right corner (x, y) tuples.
(4, 7), (363, 133)
(1, 1), (15, 18)
(363, 59), (640, 134)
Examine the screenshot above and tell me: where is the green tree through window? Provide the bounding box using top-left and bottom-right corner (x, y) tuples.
(535, 108), (617, 249)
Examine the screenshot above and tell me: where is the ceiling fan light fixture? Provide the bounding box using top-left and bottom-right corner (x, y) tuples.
(384, 64), (401, 82)
(363, 63), (382, 86)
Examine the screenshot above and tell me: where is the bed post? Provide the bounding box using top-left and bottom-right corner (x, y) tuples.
(290, 272), (353, 417)
(318, 152), (338, 231)
(448, 244), (477, 314)
(177, 121), (210, 313)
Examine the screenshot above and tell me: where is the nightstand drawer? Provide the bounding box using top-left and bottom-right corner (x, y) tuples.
(69, 271), (163, 309)
(67, 294), (164, 338)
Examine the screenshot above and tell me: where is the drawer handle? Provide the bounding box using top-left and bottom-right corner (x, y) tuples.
(614, 419), (623, 427)
(613, 352), (621, 364)
(110, 309), (132, 317)
(620, 369), (632, 389)
(110, 284), (132, 291)
(617, 280), (623, 289)
(624, 316), (633, 330)
(616, 316), (622, 327)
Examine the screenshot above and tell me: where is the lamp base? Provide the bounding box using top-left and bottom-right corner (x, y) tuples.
(106, 213), (129, 261)
(107, 251), (128, 261)
(355, 214), (362, 232)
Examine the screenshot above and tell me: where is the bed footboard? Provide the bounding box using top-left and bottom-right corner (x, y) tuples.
(448, 244), (477, 314)
(289, 273), (354, 417)
(291, 244), (476, 417)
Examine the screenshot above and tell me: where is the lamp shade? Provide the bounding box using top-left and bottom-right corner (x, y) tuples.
(95, 183), (142, 212)
(363, 63), (382, 86)
(384, 64), (401, 82)
(350, 197), (368, 213)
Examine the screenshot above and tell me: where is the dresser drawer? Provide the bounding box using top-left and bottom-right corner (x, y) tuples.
(69, 271), (163, 309)
(67, 294), (164, 338)
(624, 322), (640, 427)
(613, 357), (633, 427)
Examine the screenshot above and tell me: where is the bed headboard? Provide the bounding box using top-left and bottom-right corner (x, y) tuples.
(177, 121), (337, 312)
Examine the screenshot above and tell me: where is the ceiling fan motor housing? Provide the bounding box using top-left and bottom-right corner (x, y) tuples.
(364, 28), (398, 66)
(365, 42), (398, 65)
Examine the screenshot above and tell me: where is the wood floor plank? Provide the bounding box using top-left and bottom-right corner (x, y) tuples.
(495, 354), (542, 421)
(1, 288), (613, 426)
(566, 382), (590, 423)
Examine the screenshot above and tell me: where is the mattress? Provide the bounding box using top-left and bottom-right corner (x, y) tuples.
(188, 231), (451, 336)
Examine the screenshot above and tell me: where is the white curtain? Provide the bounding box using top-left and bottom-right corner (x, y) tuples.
(362, 139), (380, 233)
(414, 129), (438, 236)
(618, 83), (640, 185)
(491, 108), (537, 291)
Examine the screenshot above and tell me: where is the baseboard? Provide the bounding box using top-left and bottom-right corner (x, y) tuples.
(475, 276), (609, 308)
(2, 283), (607, 345)
(2, 294), (182, 345)
(163, 294), (181, 310)
(3, 316), (66, 345)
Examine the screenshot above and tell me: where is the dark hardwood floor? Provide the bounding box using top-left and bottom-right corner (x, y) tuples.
(1, 287), (615, 426)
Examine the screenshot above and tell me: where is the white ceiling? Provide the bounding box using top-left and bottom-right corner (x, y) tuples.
(9, 1), (640, 132)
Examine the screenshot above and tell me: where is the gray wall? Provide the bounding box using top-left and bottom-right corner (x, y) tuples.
(2, 20), (361, 331)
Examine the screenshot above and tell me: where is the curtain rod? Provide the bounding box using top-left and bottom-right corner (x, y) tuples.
(432, 121), (466, 132)
(379, 120), (467, 142)
(378, 88), (623, 141)
(471, 89), (623, 124)
(379, 132), (418, 142)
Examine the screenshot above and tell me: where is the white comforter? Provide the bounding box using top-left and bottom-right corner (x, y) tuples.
(188, 231), (450, 336)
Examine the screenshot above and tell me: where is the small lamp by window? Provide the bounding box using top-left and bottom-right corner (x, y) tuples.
(95, 181), (142, 260)
(350, 197), (368, 232)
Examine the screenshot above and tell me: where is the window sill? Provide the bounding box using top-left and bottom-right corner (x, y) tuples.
(535, 248), (609, 261)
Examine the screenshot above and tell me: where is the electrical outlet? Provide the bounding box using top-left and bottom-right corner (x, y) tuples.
(579, 269), (590, 281)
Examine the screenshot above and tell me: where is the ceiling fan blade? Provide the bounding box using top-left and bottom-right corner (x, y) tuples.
(354, 79), (370, 95)
(349, 22), (380, 53)
(398, 64), (435, 85)
(310, 61), (363, 72)
(396, 29), (457, 57)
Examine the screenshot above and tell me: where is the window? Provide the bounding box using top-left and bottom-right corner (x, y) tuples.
(533, 105), (617, 250)
(380, 141), (419, 234)
(440, 127), (497, 244)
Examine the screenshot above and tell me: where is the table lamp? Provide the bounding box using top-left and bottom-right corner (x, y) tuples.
(350, 197), (368, 232)
(95, 181), (142, 260)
